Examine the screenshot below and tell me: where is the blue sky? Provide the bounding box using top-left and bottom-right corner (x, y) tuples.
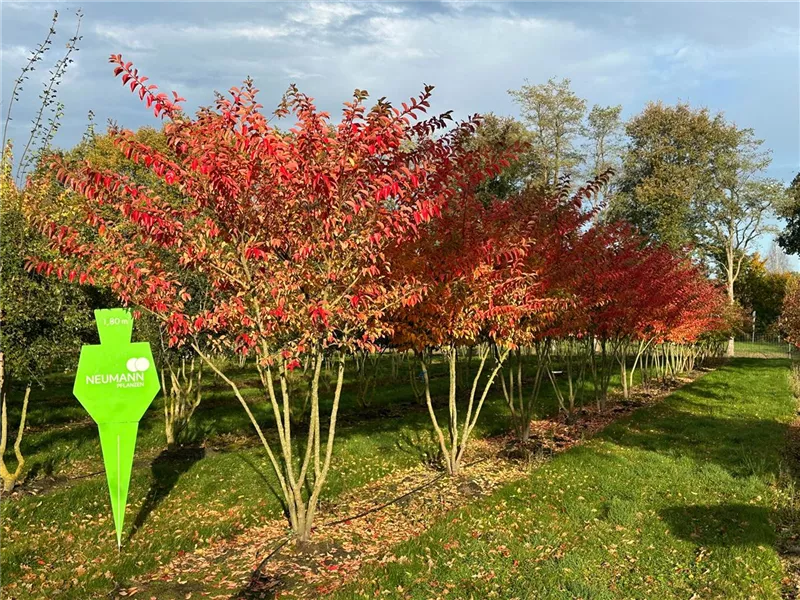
(2, 1), (799, 262)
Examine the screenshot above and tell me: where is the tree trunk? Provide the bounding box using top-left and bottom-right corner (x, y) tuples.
(628, 340), (642, 392)
(597, 339), (611, 411)
(501, 342), (551, 444)
(192, 343), (345, 543)
(421, 344), (509, 476)
(409, 352), (427, 406)
(0, 353), (31, 493)
(162, 355), (203, 448)
(726, 251), (736, 357)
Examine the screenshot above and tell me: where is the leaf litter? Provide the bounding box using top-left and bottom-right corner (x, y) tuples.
(126, 369), (707, 599)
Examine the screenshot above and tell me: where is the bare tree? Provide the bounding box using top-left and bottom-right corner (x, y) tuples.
(765, 239), (792, 274)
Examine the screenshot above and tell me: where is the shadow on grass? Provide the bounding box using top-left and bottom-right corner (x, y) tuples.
(660, 504), (775, 547)
(599, 361), (791, 479)
(128, 446), (206, 540)
(235, 452), (291, 521)
(393, 429), (439, 467)
(602, 407), (788, 478)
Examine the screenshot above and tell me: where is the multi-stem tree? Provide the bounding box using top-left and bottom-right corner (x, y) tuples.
(574, 221), (729, 402)
(497, 172), (610, 440)
(624, 248), (728, 390)
(570, 222), (665, 406)
(30, 55), (494, 542)
(386, 139), (543, 475)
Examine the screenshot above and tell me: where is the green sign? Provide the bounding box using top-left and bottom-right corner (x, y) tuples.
(73, 309), (160, 548)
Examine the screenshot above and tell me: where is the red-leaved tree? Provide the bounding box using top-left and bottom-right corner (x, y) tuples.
(781, 276), (800, 348)
(30, 55), (492, 541)
(573, 222), (728, 403)
(495, 172), (611, 439)
(384, 139), (548, 475)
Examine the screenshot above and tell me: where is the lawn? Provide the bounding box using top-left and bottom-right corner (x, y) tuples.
(3, 356), (789, 600)
(332, 358), (796, 600)
(1, 352), (641, 599)
(734, 339), (794, 359)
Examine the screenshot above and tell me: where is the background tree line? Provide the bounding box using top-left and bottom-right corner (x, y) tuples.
(474, 76), (794, 341)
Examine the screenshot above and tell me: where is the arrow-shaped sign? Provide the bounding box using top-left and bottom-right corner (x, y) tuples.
(73, 309), (160, 548)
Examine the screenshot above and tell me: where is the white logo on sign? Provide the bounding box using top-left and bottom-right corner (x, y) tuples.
(126, 357), (150, 373)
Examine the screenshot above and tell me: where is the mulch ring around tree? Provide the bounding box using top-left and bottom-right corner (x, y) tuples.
(125, 369), (710, 600)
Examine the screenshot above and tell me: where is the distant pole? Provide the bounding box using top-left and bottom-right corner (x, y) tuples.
(752, 310), (756, 343)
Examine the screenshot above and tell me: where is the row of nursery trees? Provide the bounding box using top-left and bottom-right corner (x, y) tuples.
(11, 55), (733, 540)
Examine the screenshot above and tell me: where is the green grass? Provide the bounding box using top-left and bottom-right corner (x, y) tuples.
(2, 352), (639, 599)
(734, 339), (793, 359)
(4, 352), (639, 485)
(332, 358), (795, 600)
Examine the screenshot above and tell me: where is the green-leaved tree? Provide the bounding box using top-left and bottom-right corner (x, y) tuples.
(611, 101), (783, 355)
(778, 173), (800, 255)
(509, 77), (587, 189)
(0, 146), (94, 491)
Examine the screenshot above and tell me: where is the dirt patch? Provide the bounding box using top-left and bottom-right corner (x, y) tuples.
(129, 437), (528, 600)
(500, 370), (707, 464)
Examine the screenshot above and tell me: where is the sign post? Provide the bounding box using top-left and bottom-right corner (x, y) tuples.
(73, 308), (160, 548)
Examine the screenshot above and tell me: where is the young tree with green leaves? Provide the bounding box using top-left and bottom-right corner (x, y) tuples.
(735, 252), (790, 335)
(466, 113), (537, 204)
(0, 147), (94, 492)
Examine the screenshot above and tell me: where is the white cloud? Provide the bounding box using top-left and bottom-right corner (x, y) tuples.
(1, 44), (31, 65)
(349, 15), (438, 60)
(93, 24), (153, 50)
(672, 44), (713, 71)
(286, 2), (364, 28)
(578, 49), (638, 71)
(2, 0), (796, 191)
(281, 66), (323, 80)
(439, 0), (511, 16)
(223, 25), (290, 41)
(1, 1), (60, 13)
(93, 22), (293, 51)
